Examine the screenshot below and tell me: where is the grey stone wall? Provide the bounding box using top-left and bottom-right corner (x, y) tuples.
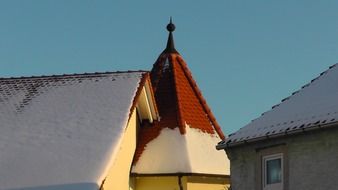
(226, 127), (338, 190)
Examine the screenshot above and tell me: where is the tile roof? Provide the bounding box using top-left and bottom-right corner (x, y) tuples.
(133, 48), (226, 173)
(0, 71), (146, 189)
(218, 63), (338, 148)
(155, 53), (224, 137)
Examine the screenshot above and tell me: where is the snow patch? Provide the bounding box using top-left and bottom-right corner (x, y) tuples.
(132, 126), (229, 175)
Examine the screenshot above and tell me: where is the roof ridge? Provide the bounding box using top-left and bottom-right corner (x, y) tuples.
(171, 55), (187, 135)
(0, 70), (149, 80)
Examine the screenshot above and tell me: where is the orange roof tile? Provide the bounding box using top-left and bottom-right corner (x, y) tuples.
(133, 28), (225, 163)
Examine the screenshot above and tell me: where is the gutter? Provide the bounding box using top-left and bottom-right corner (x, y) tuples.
(216, 121), (338, 150)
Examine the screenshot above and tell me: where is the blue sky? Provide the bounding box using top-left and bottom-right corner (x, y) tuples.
(0, 1), (337, 134)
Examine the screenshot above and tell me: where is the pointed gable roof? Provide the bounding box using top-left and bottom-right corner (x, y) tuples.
(218, 64), (338, 148)
(132, 20), (228, 175)
(150, 19), (224, 139)
(150, 52), (224, 138)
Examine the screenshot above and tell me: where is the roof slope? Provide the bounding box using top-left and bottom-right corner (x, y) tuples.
(132, 22), (228, 175)
(0, 71), (146, 190)
(151, 53), (224, 138)
(221, 64), (338, 148)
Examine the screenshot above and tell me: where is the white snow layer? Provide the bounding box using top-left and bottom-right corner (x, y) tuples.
(0, 72), (144, 190)
(227, 64), (338, 145)
(132, 126), (230, 175)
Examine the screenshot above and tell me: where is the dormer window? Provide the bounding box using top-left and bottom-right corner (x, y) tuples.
(135, 79), (158, 124)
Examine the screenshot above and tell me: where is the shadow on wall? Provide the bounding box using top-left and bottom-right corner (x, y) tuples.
(6, 183), (99, 190)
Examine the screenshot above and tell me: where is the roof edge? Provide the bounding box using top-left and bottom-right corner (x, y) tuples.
(217, 121), (338, 149)
(0, 70), (149, 80)
(130, 172), (230, 178)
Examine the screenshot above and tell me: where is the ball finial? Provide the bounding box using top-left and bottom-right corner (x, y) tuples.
(166, 17), (175, 32)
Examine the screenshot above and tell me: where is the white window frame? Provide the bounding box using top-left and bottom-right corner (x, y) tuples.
(262, 153), (283, 190)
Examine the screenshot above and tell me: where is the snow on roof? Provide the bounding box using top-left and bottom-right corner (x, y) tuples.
(133, 51), (229, 175)
(133, 24), (229, 174)
(134, 52), (226, 163)
(132, 126), (229, 175)
(0, 71), (145, 190)
(222, 64), (338, 147)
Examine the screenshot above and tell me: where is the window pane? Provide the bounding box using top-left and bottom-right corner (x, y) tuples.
(266, 158), (281, 184)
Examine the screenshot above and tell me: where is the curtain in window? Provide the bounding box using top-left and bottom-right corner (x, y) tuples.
(266, 158), (281, 184)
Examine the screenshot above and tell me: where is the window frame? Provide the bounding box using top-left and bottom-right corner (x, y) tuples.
(262, 153), (283, 190)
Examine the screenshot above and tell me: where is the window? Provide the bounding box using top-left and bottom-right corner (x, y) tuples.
(262, 153), (283, 190)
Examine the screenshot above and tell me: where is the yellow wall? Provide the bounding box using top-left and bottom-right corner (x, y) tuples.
(102, 109), (138, 190)
(185, 176), (230, 190)
(132, 176), (230, 190)
(133, 176), (180, 190)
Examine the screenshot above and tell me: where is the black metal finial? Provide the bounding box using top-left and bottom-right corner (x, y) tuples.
(166, 17), (175, 32)
(164, 17), (178, 54)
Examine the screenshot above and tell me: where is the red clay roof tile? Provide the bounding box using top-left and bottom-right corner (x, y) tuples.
(133, 51), (225, 164)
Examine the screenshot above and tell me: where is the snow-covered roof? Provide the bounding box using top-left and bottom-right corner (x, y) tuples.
(0, 71), (146, 190)
(219, 64), (338, 148)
